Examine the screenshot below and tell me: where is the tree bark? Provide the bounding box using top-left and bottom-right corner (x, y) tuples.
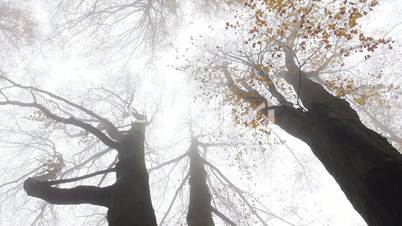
(23, 178), (112, 206)
(107, 122), (157, 226)
(24, 122), (157, 226)
(186, 141), (215, 226)
(272, 68), (402, 226)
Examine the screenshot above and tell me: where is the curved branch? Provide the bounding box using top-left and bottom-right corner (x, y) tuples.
(0, 100), (119, 149)
(0, 75), (123, 141)
(255, 68), (290, 105)
(221, 66), (268, 111)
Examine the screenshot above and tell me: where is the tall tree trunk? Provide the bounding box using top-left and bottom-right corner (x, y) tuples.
(186, 141), (215, 226)
(24, 122), (157, 226)
(272, 67), (402, 226)
(107, 122), (157, 226)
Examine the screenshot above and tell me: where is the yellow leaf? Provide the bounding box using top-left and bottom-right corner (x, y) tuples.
(354, 96), (367, 106)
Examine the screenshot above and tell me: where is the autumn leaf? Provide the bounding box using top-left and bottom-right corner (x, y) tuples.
(354, 96), (368, 106)
(349, 11), (363, 27)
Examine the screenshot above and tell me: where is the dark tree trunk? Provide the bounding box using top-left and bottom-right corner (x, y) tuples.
(186, 141), (215, 226)
(107, 122), (157, 226)
(24, 122), (157, 226)
(272, 68), (402, 226)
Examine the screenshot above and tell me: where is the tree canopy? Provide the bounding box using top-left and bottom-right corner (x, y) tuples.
(0, 0), (401, 225)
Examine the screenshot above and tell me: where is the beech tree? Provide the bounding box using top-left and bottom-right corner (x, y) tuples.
(1, 0), (401, 225)
(0, 73), (287, 225)
(187, 0), (402, 225)
(0, 1), (254, 225)
(0, 72), (305, 225)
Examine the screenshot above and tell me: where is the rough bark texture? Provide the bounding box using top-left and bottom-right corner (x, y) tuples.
(186, 141), (215, 226)
(107, 122), (157, 226)
(273, 69), (402, 226)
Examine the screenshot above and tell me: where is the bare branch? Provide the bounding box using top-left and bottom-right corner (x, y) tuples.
(46, 167), (116, 186)
(24, 177), (112, 207)
(205, 160), (268, 226)
(0, 75), (123, 141)
(149, 152), (188, 173)
(0, 100), (119, 149)
(160, 171), (190, 226)
(211, 207), (237, 226)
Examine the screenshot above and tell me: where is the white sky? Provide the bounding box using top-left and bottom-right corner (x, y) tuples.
(0, 0), (402, 225)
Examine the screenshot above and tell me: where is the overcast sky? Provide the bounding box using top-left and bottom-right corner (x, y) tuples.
(0, 0), (401, 225)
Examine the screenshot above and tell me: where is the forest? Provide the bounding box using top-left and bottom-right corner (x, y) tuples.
(0, 0), (401, 225)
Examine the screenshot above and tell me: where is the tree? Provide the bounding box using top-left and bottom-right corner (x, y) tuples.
(0, 1), (35, 48)
(1, 1), (275, 225)
(186, 139), (215, 226)
(1, 0), (401, 225)
(0, 75), (157, 225)
(188, 0), (402, 225)
(0, 71), (309, 225)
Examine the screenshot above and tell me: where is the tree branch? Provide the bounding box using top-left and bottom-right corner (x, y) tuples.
(24, 178), (112, 207)
(221, 66), (268, 112)
(205, 160), (268, 226)
(160, 171), (190, 226)
(255, 68), (291, 105)
(0, 100), (119, 149)
(0, 75), (123, 141)
(46, 167), (116, 186)
(211, 207), (237, 226)
(149, 152), (188, 173)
